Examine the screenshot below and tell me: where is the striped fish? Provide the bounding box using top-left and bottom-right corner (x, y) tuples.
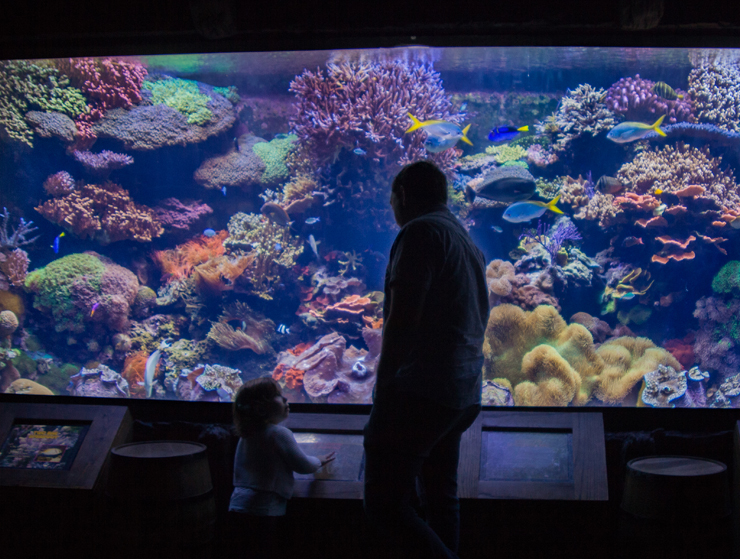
(652, 82), (683, 101)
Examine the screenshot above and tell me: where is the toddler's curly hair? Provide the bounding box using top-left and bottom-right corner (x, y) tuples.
(233, 377), (283, 437)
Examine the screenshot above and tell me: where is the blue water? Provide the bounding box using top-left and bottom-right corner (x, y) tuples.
(1, 46), (739, 407)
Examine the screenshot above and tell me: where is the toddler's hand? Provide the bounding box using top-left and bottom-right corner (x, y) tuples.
(319, 452), (336, 468)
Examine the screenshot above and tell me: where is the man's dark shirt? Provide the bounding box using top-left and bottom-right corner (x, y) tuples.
(382, 204), (489, 409)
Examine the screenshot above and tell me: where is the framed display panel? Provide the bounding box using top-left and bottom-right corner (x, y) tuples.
(0, 403), (132, 490)
(284, 412), (367, 499)
(460, 411), (608, 500)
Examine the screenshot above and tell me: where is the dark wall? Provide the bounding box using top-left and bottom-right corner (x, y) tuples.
(2, 0), (740, 60)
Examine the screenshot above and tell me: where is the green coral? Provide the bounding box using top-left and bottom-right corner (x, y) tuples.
(224, 212), (304, 298)
(711, 261), (740, 295)
(536, 177), (562, 199)
(511, 134), (551, 150)
(485, 144), (527, 164)
(143, 77), (213, 125)
(0, 60), (89, 147)
(252, 135), (297, 186)
(213, 85), (240, 104)
(25, 253), (106, 333)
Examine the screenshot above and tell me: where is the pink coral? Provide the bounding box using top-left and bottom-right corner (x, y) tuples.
(73, 150), (134, 177)
(605, 75), (693, 124)
(289, 59), (461, 173)
(43, 171), (75, 197)
(152, 198), (213, 234)
(56, 58), (147, 142)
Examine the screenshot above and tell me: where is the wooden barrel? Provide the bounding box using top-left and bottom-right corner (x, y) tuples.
(105, 441), (216, 559)
(621, 455), (731, 522)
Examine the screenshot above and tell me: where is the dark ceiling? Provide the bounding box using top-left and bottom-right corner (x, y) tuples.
(1, 0), (738, 59)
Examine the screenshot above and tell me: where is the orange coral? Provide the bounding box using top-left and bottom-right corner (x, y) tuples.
(192, 254), (254, 297)
(272, 363), (288, 382)
(151, 249), (192, 282)
(363, 316), (384, 329)
(181, 230), (228, 268)
(207, 318), (273, 354)
(284, 368), (305, 390)
(151, 231), (229, 284)
(122, 350), (149, 398)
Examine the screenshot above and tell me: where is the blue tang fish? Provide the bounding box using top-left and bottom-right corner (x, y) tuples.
(488, 125), (529, 143)
(221, 186), (227, 196)
(406, 113), (473, 151)
(51, 232), (65, 254)
(607, 115), (666, 144)
(502, 195), (564, 223)
(203, 228), (216, 237)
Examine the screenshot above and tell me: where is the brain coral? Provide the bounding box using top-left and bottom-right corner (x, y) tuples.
(483, 304), (680, 406)
(25, 252), (139, 333)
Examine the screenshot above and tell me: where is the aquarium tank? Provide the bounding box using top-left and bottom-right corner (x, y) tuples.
(1, 46), (739, 408)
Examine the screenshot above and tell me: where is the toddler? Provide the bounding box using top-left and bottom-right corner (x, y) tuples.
(229, 377), (335, 559)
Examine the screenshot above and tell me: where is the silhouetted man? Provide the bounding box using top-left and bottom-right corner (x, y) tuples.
(363, 161), (489, 559)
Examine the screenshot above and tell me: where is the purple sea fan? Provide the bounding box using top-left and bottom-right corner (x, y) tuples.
(289, 59), (462, 174)
(73, 150), (134, 177)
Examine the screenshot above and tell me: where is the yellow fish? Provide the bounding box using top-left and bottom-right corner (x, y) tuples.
(405, 113), (473, 146)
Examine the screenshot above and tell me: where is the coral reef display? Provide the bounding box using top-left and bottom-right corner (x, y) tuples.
(4, 48), (740, 409)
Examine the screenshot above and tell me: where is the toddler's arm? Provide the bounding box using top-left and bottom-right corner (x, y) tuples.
(273, 427), (323, 474)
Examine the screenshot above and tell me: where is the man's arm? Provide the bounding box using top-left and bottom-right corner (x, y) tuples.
(374, 284), (427, 393)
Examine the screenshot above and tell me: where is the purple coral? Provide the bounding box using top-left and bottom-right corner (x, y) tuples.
(289, 60), (462, 173)
(605, 75), (694, 124)
(520, 219), (582, 263)
(73, 149), (134, 177)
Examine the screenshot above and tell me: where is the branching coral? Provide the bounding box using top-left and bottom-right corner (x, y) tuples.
(688, 61), (740, 133)
(56, 57), (147, 143)
(0, 60), (90, 146)
(223, 212), (304, 299)
(535, 84), (617, 152)
(289, 59), (462, 172)
(36, 180), (163, 244)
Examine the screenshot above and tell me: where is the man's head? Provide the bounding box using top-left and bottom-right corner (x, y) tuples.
(390, 161), (448, 226)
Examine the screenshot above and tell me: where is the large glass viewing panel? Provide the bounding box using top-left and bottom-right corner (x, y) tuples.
(0, 47), (738, 408)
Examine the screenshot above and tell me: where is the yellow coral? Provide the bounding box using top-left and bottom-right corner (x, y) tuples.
(483, 304), (679, 407)
(594, 337), (680, 406)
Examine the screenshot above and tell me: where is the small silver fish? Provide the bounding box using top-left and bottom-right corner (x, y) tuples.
(305, 217), (320, 225)
(221, 186), (227, 196)
(491, 225), (503, 233)
(353, 147), (367, 156)
(308, 234), (319, 258)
